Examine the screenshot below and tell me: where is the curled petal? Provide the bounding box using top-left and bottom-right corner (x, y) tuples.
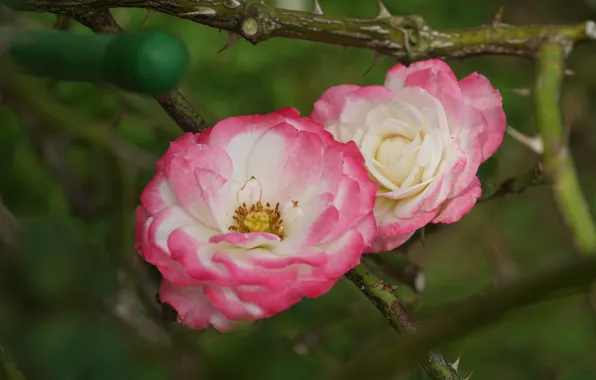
(433, 176), (482, 224)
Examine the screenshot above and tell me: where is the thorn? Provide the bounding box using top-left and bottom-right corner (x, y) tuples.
(224, 0), (242, 8)
(450, 354), (461, 371)
(140, 9), (156, 25)
(492, 6), (504, 26)
(313, 0), (323, 15)
(464, 372), (474, 380)
(363, 52), (383, 76)
(179, 6), (217, 17)
(419, 226), (426, 247)
(506, 126), (544, 154)
(509, 88), (531, 96)
(414, 271), (426, 293)
(376, 0), (391, 19)
(218, 31), (241, 53)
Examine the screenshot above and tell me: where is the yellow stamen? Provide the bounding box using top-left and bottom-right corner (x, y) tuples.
(228, 201), (285, 239)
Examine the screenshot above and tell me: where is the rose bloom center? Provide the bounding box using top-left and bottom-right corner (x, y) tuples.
(375, 135), (413, 165)
(228, 201), (285, 239)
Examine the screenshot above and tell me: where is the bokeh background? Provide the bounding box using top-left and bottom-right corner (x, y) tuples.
(2, 0), (596, 379)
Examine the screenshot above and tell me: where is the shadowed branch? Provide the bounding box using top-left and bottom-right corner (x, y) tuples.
(72, 9), (209, 133)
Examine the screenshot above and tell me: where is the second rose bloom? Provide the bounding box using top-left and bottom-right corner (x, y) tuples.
(312, 59), (506, 252)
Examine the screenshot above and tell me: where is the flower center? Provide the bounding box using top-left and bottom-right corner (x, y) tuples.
(376, 135), (413, 165)
(228, 201), (285, 239)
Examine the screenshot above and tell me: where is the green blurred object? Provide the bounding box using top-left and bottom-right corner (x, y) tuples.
(1, 27), (190, 95)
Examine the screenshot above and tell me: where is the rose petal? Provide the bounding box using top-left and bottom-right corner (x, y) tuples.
(433, 176), (482, 223)
(459, 73), (507, 161)
(159, 280), (235, 332)
(311, 84), (362, 125)
(365, 231), (415, 253)
(384, 59), (457, 93)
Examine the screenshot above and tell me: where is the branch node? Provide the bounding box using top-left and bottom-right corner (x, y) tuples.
(241, 17), (259, 37)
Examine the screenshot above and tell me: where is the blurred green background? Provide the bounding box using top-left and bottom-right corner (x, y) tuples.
(2, 0), (596, 379)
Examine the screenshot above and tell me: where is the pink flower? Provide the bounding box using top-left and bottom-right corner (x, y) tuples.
(135, 108), (377, 332)
(312, 59), (506, 252)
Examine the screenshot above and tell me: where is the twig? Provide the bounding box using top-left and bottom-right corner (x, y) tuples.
(534, 42), (596, 253)
(8, 1), (596, 60)
(351, 254), (596, 373)
(345, 264), (461, 380)
(72, 9), (209, 134)
(479, 163), (547, 202)
(364, 252), (426, 293)
(396, 165), (548, 253)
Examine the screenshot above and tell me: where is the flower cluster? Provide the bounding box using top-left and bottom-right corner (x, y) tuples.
(135, 59), (506, 331)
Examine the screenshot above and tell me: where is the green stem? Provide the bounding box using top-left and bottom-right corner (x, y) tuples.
(345, 264), (461, 380)
(534, 42), (596, 253)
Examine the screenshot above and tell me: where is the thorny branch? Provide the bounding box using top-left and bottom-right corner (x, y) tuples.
(343, 254), (596, 379)
(6, 0), (596, 60)
(345, 264), (462, 380)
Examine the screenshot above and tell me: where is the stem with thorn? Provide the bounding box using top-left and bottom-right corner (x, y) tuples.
(534, 42), (596, 253)
(352, 254), (596, 375)
(7, 0), (596, 60)
(345, 264), (462, 380)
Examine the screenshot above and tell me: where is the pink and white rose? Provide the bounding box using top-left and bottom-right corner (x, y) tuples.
(312, 59), (506, 252)
(135, 108), (377, 332)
